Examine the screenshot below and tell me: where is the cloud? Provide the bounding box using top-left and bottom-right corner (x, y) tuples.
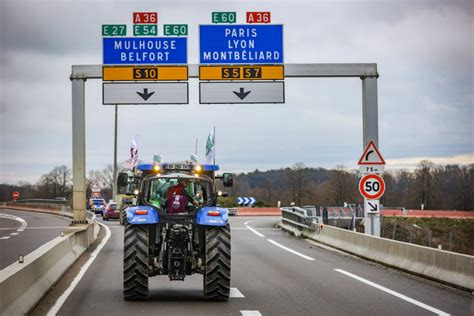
(0, 0), (472, 184)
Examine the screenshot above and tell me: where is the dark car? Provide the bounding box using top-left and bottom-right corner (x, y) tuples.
(102, 202), (119, 220)
(89, 198), (106, 214)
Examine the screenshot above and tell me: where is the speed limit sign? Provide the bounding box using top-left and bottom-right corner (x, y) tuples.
(359, 174), (385, 199)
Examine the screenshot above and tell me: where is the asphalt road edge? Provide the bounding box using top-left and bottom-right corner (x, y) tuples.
(0, 221), (98, 315)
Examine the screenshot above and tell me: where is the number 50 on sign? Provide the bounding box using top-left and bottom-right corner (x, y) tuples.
(359, 174), (385, 200)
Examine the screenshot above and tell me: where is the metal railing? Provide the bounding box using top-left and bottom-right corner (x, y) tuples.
(282, 205), (365, 231)
(281, 207), (319, 229)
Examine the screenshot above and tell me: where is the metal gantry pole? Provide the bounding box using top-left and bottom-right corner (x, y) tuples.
(112, 105), (118, 201)
(362, 76), (380, 237)
(71, 78), (87, 223)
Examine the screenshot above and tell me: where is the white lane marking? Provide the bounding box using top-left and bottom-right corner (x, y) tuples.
(334, 269), (450, 316)
(0, 213), (27, 238)
(232, 227), (278, 230)
(0, 236), (10, 240)
(230, 287), (245, 298)
(241, 311), (262, 316)
(47, 222), (111, 316)
(267, 239), (315, 261)
(246, 225), (265, 238)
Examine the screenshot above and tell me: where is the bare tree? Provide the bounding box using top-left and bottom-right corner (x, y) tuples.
(38, 165), (72, 198)
(286, 162), (309, 205)
(414, 160), (435, 209)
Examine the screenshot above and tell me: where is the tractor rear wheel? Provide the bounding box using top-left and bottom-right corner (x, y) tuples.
(123, 223), (149, 300)
(203, 225), (231, 301)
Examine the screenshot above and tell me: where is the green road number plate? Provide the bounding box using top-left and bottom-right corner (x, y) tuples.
(212, 12), (236, 24)
(164, 24), (188, 36)
(133, 24), (158, 36)
(102, 24), (127, 36)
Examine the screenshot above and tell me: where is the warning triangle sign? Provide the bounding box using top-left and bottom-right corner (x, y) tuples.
(358, 141), (385, 165)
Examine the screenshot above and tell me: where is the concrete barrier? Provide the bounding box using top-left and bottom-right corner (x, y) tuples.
(0, 206), (98, 315)
(280, 222), (474, 292)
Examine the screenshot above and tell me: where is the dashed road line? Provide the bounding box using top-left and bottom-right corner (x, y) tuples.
(230, 287), (245, 298)
(241, 311), (262, 316)
(246, 225), (265, 237)
(0, 213), (28, 238)
(267, 239), (315, 261)
(334, 269), (450, 316)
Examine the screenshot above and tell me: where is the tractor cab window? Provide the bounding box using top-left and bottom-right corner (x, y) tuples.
(145, 176), (211, 213)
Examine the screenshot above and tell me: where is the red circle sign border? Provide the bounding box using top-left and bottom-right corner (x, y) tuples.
(359, 174), (385, 199)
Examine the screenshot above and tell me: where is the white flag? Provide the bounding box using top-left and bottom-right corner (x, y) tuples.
(205, 128), (215, 164)
(125, 135), (139, 169)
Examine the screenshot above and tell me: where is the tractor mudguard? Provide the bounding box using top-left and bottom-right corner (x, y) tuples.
(196, 207), (229, 226)
(126, 206), (159, 224)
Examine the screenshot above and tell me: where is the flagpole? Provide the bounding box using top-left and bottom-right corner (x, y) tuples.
(213, 126), (216, 166)
(195, 137), (198, 156)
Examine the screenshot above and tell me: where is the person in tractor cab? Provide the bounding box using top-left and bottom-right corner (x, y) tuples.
(166, 178), (198, 214)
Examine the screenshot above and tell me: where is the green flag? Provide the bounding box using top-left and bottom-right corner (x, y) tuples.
(205, 128), (215, 164)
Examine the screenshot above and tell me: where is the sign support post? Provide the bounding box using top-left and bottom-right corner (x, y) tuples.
(71, 77), (87, 223)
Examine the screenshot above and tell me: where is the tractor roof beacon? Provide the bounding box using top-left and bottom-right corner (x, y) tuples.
(117, 161), (233, 301)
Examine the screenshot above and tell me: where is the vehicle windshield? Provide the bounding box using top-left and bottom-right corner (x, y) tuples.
(144, 176), (212, 212)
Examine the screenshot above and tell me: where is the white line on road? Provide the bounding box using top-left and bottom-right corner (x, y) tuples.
(334, 269), (450, 316)
(0, 236), (10, 240)
(0, 213), (27, 238)
(0, 226), (69, 231)
(10, 232), (18, 236)
(241, 311), (262, 316)
(230, 287), (245, 298)
(246, 225), (265, 237)
(267, 239), (315, 261)
(47, 222), (111, 316)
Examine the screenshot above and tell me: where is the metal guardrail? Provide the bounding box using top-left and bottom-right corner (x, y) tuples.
(281, 207), (319, 229)
(282, 205), (365, 231)
(14, 199), (70, 205)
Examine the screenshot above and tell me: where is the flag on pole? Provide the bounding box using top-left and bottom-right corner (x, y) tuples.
(125, 135), (139, 169)
(205, 127), (215, 164)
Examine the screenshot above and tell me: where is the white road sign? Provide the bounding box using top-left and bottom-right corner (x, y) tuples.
(359, 174), (385, 200)
(103, 82), (188, 105)
(364, 199), (380, 214)
(199, 81), (285, 104)
(358, 141), (385, 174)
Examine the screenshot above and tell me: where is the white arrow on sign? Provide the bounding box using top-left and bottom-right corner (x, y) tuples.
(249, 197), (256, 204)
(103, 82), (188, 105)
(364, 199), (380, 214)
(199, 81), (285, 104)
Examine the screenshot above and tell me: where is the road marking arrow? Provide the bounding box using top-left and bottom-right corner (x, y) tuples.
(136, 88), (155, 101)
(233, 88), (251, 100)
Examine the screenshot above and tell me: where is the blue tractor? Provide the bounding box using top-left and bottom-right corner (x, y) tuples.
(117, 161), (233, 301)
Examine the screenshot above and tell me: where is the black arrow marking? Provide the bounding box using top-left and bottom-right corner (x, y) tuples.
(365, 150), (374, 161)
(137, 88), (155, 101)
(368, 202), (378, 211)
(233, 88), (251, 100)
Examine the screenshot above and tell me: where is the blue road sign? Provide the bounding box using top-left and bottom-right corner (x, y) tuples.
(237, 197), (257, 205)
(103, 37), (187, 65)
(200, 25), (283, 64)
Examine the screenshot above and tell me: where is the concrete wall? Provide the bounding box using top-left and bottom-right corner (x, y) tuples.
(0, 222), (97, 315)
(280, 222), (474, 292)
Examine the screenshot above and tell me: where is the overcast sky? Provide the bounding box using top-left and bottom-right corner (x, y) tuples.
(0, 0), (472, 184)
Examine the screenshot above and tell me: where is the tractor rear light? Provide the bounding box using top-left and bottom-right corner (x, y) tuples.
(207, 210), (220, 216)
(135, 210), (148, 215)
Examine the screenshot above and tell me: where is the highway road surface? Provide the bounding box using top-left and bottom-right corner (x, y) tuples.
(0, 208), (71, 269)
(36, 216), (471, 315)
